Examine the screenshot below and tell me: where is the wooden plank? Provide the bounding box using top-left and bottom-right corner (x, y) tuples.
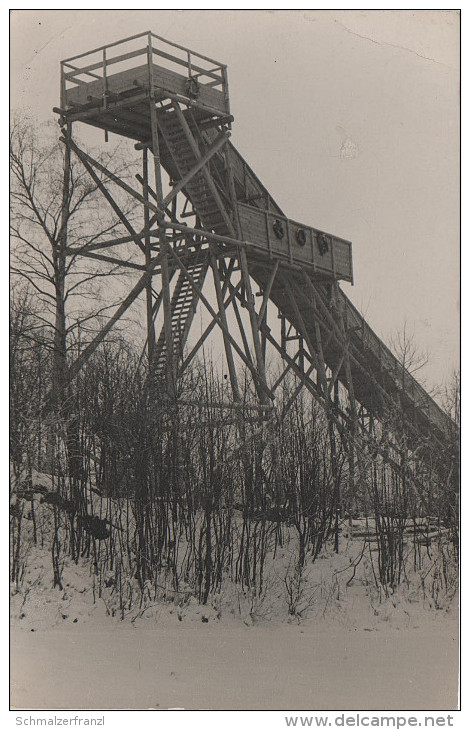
(71, 250), (145, 270)
(330, 232), (337, 278)
(203, 78), (224, 88)
(57, 91), (150, 122)
(257, 259), (279, 327)
(64, 46), (148, 80)
(66, 65), (150, 107)
(63, 62), (103, 82)
(62, 31), (150, 64)
(151, 47), (222, 82)
(265, 210), (273, 258)
(286, 220), (293, 265)
(310, 227), (317, 272)
(237, 203), (353, 281)
(150, 31), (225, 68)
(153, 88), (227, 117)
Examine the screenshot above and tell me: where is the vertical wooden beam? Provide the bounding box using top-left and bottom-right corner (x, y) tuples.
(260, 306), (267, 363)
(147, 39), (174, 392)
(142, 148), (156, 362)
(210, 248), (241, 403)
(238, 247), (270, 405)
(335, 284), (357, 518)
(285, 280), (343, 552)
(257, 259), (279, 328)
(221, 275), (255, 370)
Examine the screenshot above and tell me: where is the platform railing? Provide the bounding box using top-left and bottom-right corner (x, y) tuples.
(60, 31), (228, 110)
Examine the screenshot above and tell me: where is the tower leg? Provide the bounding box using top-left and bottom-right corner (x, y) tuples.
(238, 248), (270, 406)
(142, 148), (156, 364)
(210, 248), (241, 404)
(148, 94), (174, 394)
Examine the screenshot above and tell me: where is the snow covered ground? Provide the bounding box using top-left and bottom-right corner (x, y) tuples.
(11, 618), (458, 711)
(10, 542), (459, 711)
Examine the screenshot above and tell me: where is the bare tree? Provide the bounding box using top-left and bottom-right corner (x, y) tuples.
(10, 116), (141, 409)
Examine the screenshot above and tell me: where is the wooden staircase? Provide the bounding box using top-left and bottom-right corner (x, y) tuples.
(157, 108), (233, 236)
(153, 252), (209, 377)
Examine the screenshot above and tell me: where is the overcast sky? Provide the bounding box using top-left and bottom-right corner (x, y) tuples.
(10, 9), (459, 392)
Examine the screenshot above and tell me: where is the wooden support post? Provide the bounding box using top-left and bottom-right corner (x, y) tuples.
(257, 259), (279, 328)
(147, 56), (174, 393)
(285, 278), (342, 552)
(328, 355), (345, 395)
(335, 285), (357, 516)
(142, 148), (156, 362)
(222, 277), (255, 370)
(238, 247), (270, 405)
(66, 231), (150, 256)
(210, 247), (241, 403)
(260, 305), (267, 363)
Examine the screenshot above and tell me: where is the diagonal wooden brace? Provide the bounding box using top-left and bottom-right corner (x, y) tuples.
(67, 253), (162, 381)
(63, 135), (166, 221)
(163, 131), (230, 208)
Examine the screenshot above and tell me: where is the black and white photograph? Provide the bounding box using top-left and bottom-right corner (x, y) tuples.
(9, 9), (460, 715)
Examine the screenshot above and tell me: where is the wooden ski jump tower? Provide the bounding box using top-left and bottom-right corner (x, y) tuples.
(54, 31), (457, 509)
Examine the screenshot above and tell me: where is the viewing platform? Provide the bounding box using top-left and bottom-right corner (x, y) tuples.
(57, 31), (231, 141)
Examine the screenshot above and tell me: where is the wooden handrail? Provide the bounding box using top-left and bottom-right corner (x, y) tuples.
(62, 61), (102, 82)
(64, 46), (148, 80)
(62, 30), (150, 63)
(150, 46), (222, 81)
(149, 31), (226, 68)
(62, 29), (225, 74)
